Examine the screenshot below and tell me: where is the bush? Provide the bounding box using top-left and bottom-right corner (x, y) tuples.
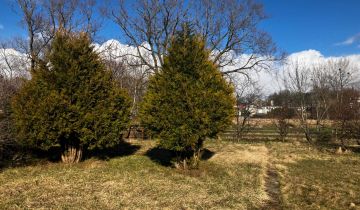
(315, 128), (333, 143)
(140, 25), (235, 169)
(269, 107), (295, 141)
(332, 89), (360, 147)
(12, 31), (131, 163)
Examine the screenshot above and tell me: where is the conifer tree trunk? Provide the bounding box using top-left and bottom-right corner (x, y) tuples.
(191, 139), (204, 168)
(174, 152), (190, 170)
(182, 158), (188, 170)
(174, 139), (204, 170)
(191, 150), (200, 168)
(61, 145), (82, 163)
(60, 137), (82, 163)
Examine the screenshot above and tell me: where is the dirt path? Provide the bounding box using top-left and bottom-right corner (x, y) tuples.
(261, 165), (282, 210)
(207, 142), (283, 209)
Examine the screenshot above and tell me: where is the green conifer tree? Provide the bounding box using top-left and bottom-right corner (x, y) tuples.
(140, 25), (235, 169)
(12, 31), (131, 163)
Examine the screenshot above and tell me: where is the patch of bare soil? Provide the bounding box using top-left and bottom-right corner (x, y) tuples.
(261, 166), (282, 210)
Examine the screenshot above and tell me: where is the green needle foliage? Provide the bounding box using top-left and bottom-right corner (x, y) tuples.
(12, 31), (131, 163)
(140, 25), (235, 169)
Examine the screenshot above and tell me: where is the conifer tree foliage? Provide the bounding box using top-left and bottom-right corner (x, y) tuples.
(12, 31), (131, 163)
(140, 26), (235, 169)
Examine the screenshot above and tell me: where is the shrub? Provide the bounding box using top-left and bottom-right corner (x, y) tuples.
(315, 128), (333, 143)
(269, 107), (295, 141)
(140, 25), (235, 169)
(12, 31), (131, 163)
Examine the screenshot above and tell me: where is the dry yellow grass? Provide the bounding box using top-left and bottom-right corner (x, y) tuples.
(0, 140), (270, 209)
(244, 118), (335, 127)
(1, 140), (359, 209)
(208, 142), (270, 204)
(210, 143), (269, 166)
(267, 142), (360, 210)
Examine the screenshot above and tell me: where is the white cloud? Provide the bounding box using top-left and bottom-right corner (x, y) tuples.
(92, 41), (360, 95)
(335, 33), (360, 46)
(261, 50), (360, 94)
(0, 24), (4, 30)
(2, 39), (360, 96)
(0, 48), (30, 78)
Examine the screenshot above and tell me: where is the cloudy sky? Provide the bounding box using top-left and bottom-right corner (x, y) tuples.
(0, 0), (359, 95)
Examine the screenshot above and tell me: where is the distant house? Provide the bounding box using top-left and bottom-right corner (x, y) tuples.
(237, 104), (279, 117)
(255, 106), (280, 116)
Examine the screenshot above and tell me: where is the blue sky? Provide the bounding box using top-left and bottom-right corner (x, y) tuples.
(0, 0), (359, 57)
(261, 0), (360, 56)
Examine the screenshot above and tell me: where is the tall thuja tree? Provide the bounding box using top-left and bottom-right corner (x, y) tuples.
(140, 25), (235, 169)
(12, 31), (131, 163)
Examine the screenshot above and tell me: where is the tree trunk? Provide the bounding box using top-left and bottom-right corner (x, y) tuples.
(191, 149), (201, 168)
(174, 158), (188, 170)
(174, 139), (204, 170)
(61, 142), (82, 163)
(183, 159), (188, 170)
(191, 139), (204, 169)
(304, 128), (313, 144)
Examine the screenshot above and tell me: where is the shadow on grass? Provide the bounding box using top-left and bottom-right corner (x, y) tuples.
(145, 147), (215, 167)
(145, 147), (175, 167)
(0, 145), (52, 172)
(201, 148), (216, 160)
(352, 146), (360, 153)
(0, 140), (141, 171)
(313, 141), (360, 154)
(86, 141), (140, 160)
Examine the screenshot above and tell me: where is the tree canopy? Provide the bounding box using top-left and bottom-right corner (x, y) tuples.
(12, 31), (131, 163)
(140, 26), (235, 169)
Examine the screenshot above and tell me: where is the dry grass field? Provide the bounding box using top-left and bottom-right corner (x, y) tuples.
(268, 142), (360, 210)
(0, 139), (359, 209)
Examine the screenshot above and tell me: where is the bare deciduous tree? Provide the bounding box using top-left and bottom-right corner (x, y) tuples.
(326, 59), (356, 94)
(269, 106), (294, 142)
(310, 64), (332, 131)
(232, 77), (262, 141)
(333, 88), (360, 148)
(326, 59), (359, 147)
(98, 41), (150, 119)
(14, 0), (102, 72)
(107, 0), (281, 75)
(0, 42), (29, 80)
(16, 0), (49, 71)
(282, 62), (313, 143)
(281, 58), (358, 145)
(0, 41), (28, 160)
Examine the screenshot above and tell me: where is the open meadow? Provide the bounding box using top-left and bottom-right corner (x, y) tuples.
(1, 138), (359, 209)
(1, 0), (360, 209)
